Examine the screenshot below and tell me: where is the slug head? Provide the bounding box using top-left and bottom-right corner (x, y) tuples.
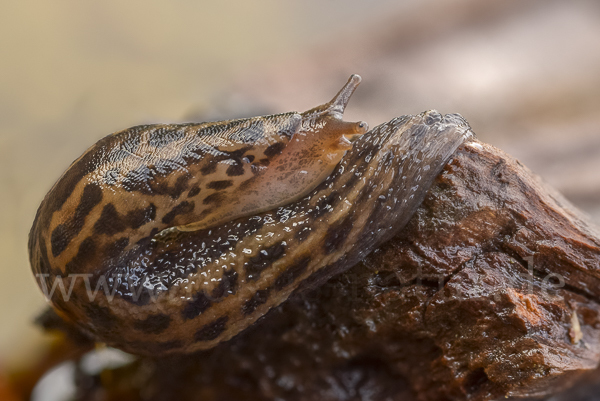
(299, 74), (368, 158)
(233, 74), (368, 220)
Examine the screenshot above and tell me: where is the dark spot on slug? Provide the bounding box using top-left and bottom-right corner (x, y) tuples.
(195, 316), (229, 342)
(94, 203), (156, 236)
(263, 142), (286, 158)
(94, 204), (126, 236)
(238, 177), (256, 192)
(64, 236), (96, 275)
(187, 185), (201, 197)
(182, 291), (212, 321)
(83, 303), (116, 332)
(105, 237), (130, 260)
(323, 216), (355, 255)
(170, 175), (192, 199)
(244, 155), (255, 163)
(162, 201), (195, 225)
(200, 162), (218, 176)
(226, 162), (245, 177)
(258, 158), (270, 166)
(52, 183), (103, 256)
(273, 256), (310, 290)
(207, 180), (233, 191)
(245, 241), (286, 281)
(120, 164), (191, 198)
(133, 313), (172, 335)
(50, 224), (70, 258)
(77, 183), (104, 220)
(211, 268), (238, 299)
(229, 147), (252, 160)
(202, 192), (225, 205)
(241, 289), (270, 316)
(126, 204), (156, 229)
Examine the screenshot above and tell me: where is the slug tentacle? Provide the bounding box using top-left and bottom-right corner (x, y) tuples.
(29, 75), (472, 356)
(303, 73), (362, 117)
(300, 74), (368, 150)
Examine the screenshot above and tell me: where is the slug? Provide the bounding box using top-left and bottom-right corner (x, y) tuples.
(29, 75), (473, 355)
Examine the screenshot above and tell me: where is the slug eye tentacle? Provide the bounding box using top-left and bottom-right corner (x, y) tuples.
(329, 74), (362, 115)
(301, 74), (363, 120)
(350, 120), (369, 137)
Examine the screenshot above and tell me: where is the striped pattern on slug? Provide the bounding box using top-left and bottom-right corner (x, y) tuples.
(29, 86), (472, 355)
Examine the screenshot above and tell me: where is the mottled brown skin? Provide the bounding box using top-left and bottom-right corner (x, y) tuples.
(29, 75), (471, 355)
(30, 76), (366, 279)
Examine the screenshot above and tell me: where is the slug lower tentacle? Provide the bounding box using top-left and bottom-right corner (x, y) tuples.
(29, 77), (472, 355)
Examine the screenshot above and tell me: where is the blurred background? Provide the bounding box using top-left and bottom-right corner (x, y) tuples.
(0, 0), (599, 370)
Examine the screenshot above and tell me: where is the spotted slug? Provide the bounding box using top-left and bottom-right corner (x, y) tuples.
(29, 75), (473, 356)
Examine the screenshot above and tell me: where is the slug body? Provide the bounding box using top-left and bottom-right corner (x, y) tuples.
(29, 75), (472, 355)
